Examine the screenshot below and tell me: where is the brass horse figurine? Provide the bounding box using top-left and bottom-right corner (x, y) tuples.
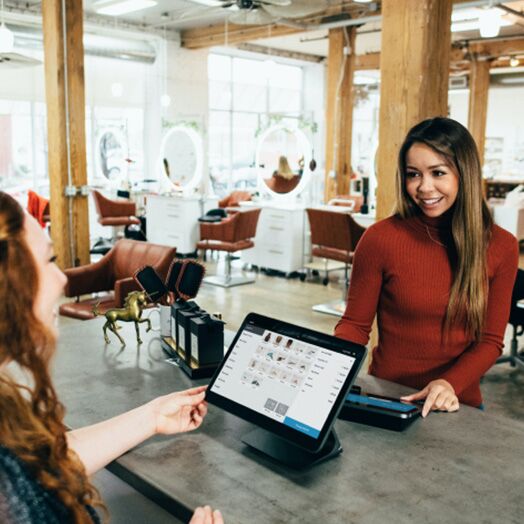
(93, 291), (151, 346)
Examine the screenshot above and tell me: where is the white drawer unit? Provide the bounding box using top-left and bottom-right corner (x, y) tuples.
(146, 195), (218, 254)
(242, 205), (305, 274)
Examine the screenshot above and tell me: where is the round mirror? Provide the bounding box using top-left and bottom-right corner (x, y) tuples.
(95, 128), (128, 184)
(158, 126), (203, 193)
(256, 124), (311, 199)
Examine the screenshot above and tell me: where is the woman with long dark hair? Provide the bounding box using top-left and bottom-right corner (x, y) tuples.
(336, 117), (518, 415)
(0, 192), (222, 523)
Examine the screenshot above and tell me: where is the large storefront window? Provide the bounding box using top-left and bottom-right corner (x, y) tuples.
(208, 53), (303, 196)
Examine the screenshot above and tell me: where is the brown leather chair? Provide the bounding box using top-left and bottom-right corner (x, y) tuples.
(218, 190), (252, 208)
(328, 195), (364, 212)
(197, 208), (261, 288)
(92, 189), (141, 228)
(59, 239), (176, 320)
(306, 208), (366, 316)
(264, 175), (300, 194)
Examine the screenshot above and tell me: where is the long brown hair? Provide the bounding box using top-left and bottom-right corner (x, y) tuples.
(0, 192), (105, 522)
(395, 117), (493, 340)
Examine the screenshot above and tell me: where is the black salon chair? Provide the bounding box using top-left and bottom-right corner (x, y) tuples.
(497, 268), (524, 369)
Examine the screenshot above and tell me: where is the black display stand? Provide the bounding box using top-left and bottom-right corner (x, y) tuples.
(241, 427), (342, 469)
(161, 337), (218, 379)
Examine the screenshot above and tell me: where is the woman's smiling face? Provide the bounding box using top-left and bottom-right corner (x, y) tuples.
(405, 142), (460, 218)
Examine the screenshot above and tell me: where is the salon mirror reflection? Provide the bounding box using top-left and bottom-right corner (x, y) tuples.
(159, 126), (202, 191)
(96, 129), (127, 183)
(257, 126), (309, 195)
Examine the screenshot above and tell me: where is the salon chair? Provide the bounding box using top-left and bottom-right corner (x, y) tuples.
(59, 239), (176, 320)
(197, 208), (261, 288)
(264, 175), (300, 194)
(218, 190), (252, 208)
(306, 208), (366, 317)
(91, 190), (141, 254)
(496, 268), (524, 369)
(328, 195), (364, 213)
(27, 190), (50, 228)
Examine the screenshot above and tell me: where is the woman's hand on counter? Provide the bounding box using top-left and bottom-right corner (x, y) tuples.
(401, 379), (459, 417)
(149, 385), (208, 435)
(190, 506), (224, 524)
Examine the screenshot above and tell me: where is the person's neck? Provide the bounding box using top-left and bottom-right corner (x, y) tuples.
(417, 207), (454, 230)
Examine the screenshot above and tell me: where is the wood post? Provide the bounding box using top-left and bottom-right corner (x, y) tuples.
(375, 0), (453, 220)
(324, 26), (357, 202)
(468, 58), (491, 165)
(42, 0), (90, 269)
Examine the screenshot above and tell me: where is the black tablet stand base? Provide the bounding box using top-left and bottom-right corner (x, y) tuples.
(241, 428), (342, 469)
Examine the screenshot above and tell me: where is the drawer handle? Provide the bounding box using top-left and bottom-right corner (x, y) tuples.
(269, 214), (286, 220)
(167, 214), (180, 218)
(268, 249), (284, 254)
(269, 226), (284, 231)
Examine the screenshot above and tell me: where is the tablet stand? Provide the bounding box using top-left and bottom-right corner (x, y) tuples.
(241, 427), (342, 469)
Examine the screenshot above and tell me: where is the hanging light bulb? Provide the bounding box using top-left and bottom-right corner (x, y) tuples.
(160, 93), (171, 107)
(478, 8), (502, 38)
(0, 0), (14, 54)
(510, 57), (519, 67)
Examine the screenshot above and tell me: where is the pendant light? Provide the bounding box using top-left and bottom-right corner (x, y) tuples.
(0, 0), (14, 54)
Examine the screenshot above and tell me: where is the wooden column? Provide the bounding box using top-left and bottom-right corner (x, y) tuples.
(376, 0), (452, 220)
(468, 58), (491, 165)
(42, 0), (90, 268)
(324, 26), (357, 202)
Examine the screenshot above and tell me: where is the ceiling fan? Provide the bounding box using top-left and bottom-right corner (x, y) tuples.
(187, 0), (328, 25)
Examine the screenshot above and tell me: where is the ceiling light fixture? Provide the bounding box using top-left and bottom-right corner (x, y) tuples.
(0, 0), (14, 54)
(95, 0), (157, 17)
(510, 57), (519, 67)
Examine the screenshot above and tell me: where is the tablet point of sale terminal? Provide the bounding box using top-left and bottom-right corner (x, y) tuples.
(206, 313), (367, 469)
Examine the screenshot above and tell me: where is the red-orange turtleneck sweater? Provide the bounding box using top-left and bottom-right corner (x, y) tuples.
(335, 212), (518, 407)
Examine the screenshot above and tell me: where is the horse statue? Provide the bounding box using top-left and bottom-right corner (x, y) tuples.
(93, 290), (151, 346)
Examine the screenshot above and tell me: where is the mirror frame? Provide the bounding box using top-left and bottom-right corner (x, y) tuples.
(157, 125), (203, 194)
(94, 127), (128, 186)
(255, 124), (312, 201)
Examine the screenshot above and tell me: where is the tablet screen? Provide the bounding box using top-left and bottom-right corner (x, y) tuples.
(207, 313), (366, 450)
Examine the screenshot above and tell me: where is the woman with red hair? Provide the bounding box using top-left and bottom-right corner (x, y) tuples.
(0, 191), (222, 523)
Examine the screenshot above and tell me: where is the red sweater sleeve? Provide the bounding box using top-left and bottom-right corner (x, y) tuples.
(334, 226), (384, 345)
(441, 234), (519, 396)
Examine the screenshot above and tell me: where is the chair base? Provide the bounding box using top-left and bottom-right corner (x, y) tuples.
(203, 274), (255, 288)
(496, 354), (524, 370)
(312, 300), (346, 317)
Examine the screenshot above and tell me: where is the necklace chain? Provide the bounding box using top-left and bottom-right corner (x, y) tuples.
(425, 225), (445, 247)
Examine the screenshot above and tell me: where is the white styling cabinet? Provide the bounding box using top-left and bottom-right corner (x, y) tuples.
(241, 203), (305, 274)
(146, 195), (218, 254)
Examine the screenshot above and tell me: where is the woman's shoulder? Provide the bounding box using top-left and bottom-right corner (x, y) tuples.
(361, 214), (411, 241)
(490, 223), (518, 249)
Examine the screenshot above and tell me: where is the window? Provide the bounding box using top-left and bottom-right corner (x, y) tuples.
(208, 53), (303, 196)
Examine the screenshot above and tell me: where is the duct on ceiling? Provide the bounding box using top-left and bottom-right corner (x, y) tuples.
(7, 24), (157, 64)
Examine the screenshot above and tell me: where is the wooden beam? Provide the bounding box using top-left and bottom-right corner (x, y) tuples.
(42, 0), (90, 269)
(324, 26), (357, 202)
(468, 58), (491, 164)
(467, 36), (524, 58)
(376, 0), (452, 221)
(182, 22), (302, 49)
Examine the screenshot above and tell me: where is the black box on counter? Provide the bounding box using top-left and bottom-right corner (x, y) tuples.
(189, 314), (225, 367)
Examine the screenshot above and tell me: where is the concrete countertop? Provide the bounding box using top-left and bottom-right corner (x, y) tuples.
(53, 317), (523, 524)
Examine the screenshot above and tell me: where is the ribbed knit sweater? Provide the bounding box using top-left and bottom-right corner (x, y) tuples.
(335, 212), (519, 407)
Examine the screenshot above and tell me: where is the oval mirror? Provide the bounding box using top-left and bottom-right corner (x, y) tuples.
(256, 124), (311, 200)
(95, 128), (128, 184)
(158, 126), (203, 193)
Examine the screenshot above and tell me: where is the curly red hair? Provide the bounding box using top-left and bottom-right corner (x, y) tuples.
(0, 192), (106, 522)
